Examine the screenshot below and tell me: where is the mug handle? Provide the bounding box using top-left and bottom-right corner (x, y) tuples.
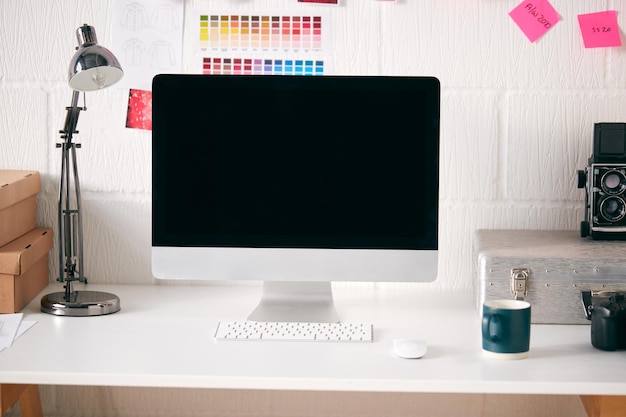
(482, 313), (501, 341)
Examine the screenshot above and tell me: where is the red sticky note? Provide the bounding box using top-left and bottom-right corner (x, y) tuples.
(509, 0), (560, 43)
(577, 11), (622, 48)
(126, 89), (152, 131)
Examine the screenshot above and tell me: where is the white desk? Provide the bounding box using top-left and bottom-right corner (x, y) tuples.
(0, 284), (625, 416)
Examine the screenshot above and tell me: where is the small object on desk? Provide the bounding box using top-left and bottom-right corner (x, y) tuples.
(392, 338), (427, 359)
(0, 315), (36, 352)
(215, 320), (373, 342)
(0, 313), (23, 350)
(482, 299), (531, 360)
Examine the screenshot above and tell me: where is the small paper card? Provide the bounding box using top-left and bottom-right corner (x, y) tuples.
(509, 0), (560, 43)
(577, 11), (622, 48)
(0, 313), (23, 350)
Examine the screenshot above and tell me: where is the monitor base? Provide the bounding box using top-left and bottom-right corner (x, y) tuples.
(248, 281), (340, 323)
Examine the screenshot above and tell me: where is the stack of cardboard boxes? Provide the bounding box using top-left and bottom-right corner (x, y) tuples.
(0, 170), (52, 313)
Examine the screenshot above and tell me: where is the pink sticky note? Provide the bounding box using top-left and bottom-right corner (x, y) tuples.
(126, 89), (152, 131)
(509, 0), (560, 43)
(578, 11), (622, 48)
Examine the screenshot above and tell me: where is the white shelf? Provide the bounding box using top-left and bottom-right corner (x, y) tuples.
(0, 283), (625, 395)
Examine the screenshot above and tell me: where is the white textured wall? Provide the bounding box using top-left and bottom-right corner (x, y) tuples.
(4, 0), (625, 289)
(1, 0), (624, 416)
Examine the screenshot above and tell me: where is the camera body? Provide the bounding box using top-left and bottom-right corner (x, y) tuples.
(578, 123), (626, 239)
(582, 291), (626, 351)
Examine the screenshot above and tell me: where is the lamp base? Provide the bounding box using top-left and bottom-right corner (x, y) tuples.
(41, 290), (120, 316)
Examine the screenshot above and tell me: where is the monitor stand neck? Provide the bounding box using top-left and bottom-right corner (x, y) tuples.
(247, 281), (340, 323)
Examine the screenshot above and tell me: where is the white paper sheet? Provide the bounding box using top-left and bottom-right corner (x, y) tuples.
(0, 313), (23, 350)
(111, 0), (185, 90)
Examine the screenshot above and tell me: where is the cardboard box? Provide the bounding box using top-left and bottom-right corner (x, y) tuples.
(0, 228), (52, 313)
(0, 170), (41, 248)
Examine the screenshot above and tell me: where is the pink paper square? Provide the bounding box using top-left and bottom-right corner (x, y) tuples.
(126, 89), (152, 131)
(509, 0), (560, 43)
(578, 11), (622, 48)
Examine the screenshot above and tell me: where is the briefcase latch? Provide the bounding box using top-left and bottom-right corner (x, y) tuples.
(510, 268), (529, 300)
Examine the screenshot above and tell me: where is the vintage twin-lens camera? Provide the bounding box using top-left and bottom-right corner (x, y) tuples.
(581, 291), (626, 351)
(578, 123), (626, 239)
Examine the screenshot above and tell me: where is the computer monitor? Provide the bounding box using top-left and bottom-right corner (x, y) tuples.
(151, 74), (440, 323)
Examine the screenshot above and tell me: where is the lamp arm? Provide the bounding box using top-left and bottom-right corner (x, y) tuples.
(60, 90), (84, 144)
(57, 90), (87, 293)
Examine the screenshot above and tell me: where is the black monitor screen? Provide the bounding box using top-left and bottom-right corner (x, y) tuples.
(152, 75), (440, 250)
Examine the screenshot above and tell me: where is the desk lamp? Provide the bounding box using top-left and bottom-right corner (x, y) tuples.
(40, 24), (123, 316)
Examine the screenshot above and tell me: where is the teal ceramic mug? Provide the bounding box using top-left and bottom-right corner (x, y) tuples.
(482, 299), (531, 360)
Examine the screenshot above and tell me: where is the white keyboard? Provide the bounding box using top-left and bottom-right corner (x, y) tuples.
(214, 321), (373, 342)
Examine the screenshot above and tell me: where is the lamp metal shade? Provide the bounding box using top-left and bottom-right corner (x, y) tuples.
(68, 25), (123, 91)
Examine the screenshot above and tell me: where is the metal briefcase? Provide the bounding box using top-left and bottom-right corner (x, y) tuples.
(474, 229), (626, 324)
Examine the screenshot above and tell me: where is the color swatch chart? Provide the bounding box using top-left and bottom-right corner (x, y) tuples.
(199, 14), (325, 51)
(202, 57), (325, 75)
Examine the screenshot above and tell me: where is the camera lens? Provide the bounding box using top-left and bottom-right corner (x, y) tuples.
(600, 196), (626, 222)
(600, 170), (626, 194)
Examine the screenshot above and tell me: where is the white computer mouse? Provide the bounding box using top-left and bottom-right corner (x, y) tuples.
(393, 338), (427, 359)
